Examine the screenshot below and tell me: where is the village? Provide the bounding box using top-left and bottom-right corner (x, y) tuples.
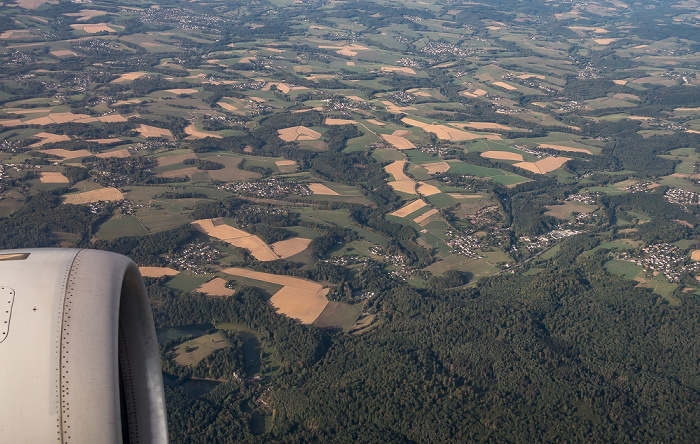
(617, 243), (700, 283)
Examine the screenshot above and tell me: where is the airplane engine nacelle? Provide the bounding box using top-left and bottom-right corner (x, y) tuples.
(0, 249), (168, 443)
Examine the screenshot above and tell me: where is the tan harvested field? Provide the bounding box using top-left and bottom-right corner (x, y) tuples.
(97, 114), (127, 123)
(390, 199), (427, 217)
(318, 43), (368, 57)
(413, 208), (438, 224)
(270, 287), (329, 324)
(70, 23), (116, 33)
(308, 183), (339, 195)
(690, 250), (700, 261)
(481, 151), (524, 161)
(3, 112), (99, 127)
(381, 101), (417, 113)
(276, 160), (297, 166)
(613, 80), (628, 85)
(389, 181), (417, 194)
(222, 267), (330, 324)
(516, 74), (545, 80)
(0, 30), (29, 39)
(64, 187), (124, 204)
(401, 117), (428, 128)
(385, 160), (410, 181)
(29, 132), (70, 147)
(278, 126), (321, 142)
(538, 143), (592, 154)
(217, 101), (238, 112)
(492, 81), (517, 90)
(184, 123), (223, 139)
(156, 153), (196, 167)
(96, 149), (130, 159)
(139, 266), (179, 278)
(64, 9), (109, 21)
(196, 278), (235, 297)
(594, 38), (617, 45)
(136, 124), (173, 138)
(193, 219), (279, 261)
(417, 182), (441, 196)
(425, 124), (496, 141)
(39, 172), (69, 183)
(325, 118), (356, 125)
(422, 162), (450, 174)
(380, 134), (415, 149)
(173, 332), (229, 366)
(41, 148), (92, 159)
(12, 0), (56, 9)
(111, 72), (148, 83)
(381, 66), (416, 75)
(51, 50), (77, 57)
(392, 129), (412, 137)
(515, 156), (570, 174)
(401, 117), (499, 141)
(365, 119), (385, 126)
(270, 237), (312, 259)
(167, 88), (198, 94)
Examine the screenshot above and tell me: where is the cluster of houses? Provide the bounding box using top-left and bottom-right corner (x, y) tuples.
(217, 179), (312, 198)
(664, 187), (699, 207)
(368, 246), (414, 280)
(444, 230), (483, 259)
(618, 243), (700, 282)
(164, 243), (224, 274)
(519, 229), (583, 252)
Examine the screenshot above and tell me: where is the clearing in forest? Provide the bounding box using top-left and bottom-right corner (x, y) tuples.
(196, 278), (236, 297)
(173, 332), (229, 366)
(270, 237), (312, 259)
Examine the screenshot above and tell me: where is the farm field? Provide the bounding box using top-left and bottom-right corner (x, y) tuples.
(2, 0), (700, 438)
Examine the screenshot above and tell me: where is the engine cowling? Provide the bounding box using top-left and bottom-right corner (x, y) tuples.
(0, 249), (168, 443)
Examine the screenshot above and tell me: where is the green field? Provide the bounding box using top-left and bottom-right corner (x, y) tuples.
(604, 259), (643, 280)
